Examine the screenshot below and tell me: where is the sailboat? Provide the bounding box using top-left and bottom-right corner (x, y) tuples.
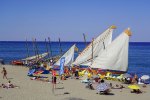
(22, 52), (48, 61)
(90, 28), (131, 73)
(73, 25), (116, 66)
(54, 44), (77, 67)
(22, 52), (49, 65)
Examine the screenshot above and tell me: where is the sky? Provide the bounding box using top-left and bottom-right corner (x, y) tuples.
(0, 0), (150, 42)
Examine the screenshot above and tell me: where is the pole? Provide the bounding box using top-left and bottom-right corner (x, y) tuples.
(45, 38), (50, 58)
(103, 42), (105, 50)
(34, 38), (39, 59)
(32, 38), (37, 58)
(83, 33), (87, 47)
(91, 38), (94, 64)
(59, 38), (62, 55)
(48, 37), (52, 57)
(25, 38), (30, 58)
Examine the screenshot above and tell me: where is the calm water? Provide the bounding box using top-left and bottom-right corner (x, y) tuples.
(0, 41), (150, 77)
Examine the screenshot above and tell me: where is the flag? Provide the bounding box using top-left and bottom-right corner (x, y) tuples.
(75, 46), (78, 52)
(59, 57), (65, 75)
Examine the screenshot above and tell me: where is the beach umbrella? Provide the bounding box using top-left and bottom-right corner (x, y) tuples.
(141, 75), (150, 80)
(96, 82), (110, 92)
(123, 73), (132, 78)
(128, 85), (140, 90)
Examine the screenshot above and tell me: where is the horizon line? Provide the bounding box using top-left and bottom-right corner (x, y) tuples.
(0, 40), (150, 43)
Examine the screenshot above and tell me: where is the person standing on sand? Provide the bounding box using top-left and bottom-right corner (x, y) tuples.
(52, 69), (57, 93)
(1, 67), (8, 79)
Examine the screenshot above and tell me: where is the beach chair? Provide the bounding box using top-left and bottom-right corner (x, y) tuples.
(105, 72), (112, 80)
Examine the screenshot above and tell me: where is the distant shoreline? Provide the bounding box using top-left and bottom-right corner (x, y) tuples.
(0, 41), (150, 43)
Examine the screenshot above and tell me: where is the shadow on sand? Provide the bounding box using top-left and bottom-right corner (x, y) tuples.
(99, 93), (115, 95)
(56, 87), (64, 89)
(63, 97), (85, 100)
(7, 78), (13, 80)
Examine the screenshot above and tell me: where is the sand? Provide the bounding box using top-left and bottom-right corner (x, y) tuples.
(0, 65), (150, 100)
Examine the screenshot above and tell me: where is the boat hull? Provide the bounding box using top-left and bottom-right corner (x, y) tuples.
(11, 60), (23, 65)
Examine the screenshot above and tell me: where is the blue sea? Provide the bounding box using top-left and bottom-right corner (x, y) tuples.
(0, 41), (150, 77)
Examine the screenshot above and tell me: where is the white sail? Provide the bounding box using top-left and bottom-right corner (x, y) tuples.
(54, 44), (76, 66)
(73, 25), (116, 66)
(22, 52), (48, 61)
(90, 28), (131, 72)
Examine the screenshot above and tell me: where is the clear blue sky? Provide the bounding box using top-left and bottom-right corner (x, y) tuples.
(0, 0), (150, 42)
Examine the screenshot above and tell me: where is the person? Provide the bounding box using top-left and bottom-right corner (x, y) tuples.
(1, 67), (8, 79)
(86, 78), (94, 90)
(96, 79), (111, 94)
(132, 74), (138, 84)
(1, 81), (19, 89)
(131, 89), (142, 94)
(1, 84), (8, 88)
(52, 70), (57, 91)
(134, 74), (138, 83)
(124, 77), (131, 84)
(75, 68), (79, 79)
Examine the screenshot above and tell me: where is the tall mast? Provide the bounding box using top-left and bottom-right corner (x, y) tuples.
(103, 42), (105, 50)
(25, 38), (30, 58)
(48, 37), (52, 57)
(83, 33), (87, 47)
(34, 38), (39, 59)
(91, 38), (94, 65)
(32, 38), (37, 57)
(59, 38), (62, 55)
(45, 38), (50, 58)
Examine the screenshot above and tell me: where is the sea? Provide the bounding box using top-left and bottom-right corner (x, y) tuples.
(0, 41), (150, 77)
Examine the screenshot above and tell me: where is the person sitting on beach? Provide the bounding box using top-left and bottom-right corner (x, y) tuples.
(1, 81), (19, 89)
(7, 80), (20, 88)
(1, 84), (8, 88)
(85, 78), (94, 90)
(131, 74), (138, 84)
(1, 67), (8, 79)
(131, 89), (142, 94)
(124, 77), (132, 84)
(96, 79), (111, 94)
(110, 84), (125, 91)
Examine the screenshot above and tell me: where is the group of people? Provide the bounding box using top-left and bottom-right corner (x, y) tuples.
(1, 67), (19, 89)
(1, 80), (19, 89)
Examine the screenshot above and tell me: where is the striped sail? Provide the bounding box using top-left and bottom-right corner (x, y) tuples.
(90, 28), (131, 72)
(73, 25), (116, 66)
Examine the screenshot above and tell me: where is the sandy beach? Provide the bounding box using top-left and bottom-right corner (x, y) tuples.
(0, 65), (150, 100)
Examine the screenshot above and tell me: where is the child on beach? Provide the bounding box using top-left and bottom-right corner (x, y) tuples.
(1, 67), (8, 79)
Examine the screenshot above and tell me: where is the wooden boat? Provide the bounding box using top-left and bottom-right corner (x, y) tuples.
(11, 60), (23, 65)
